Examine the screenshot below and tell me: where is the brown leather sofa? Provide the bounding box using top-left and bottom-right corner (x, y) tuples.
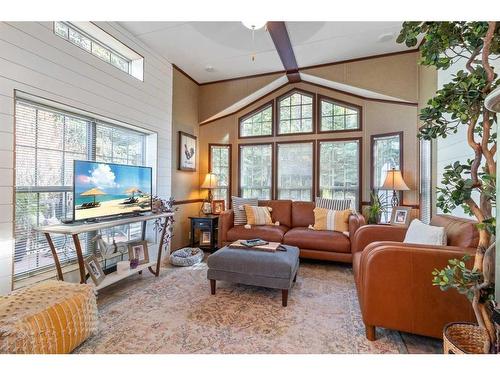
(351, 214), (478, 340)
(218, 200), (366, 262)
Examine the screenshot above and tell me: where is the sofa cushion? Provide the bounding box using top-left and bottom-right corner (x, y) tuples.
(311, 207), (351, 232)
(291, 201), (315, 228)
(404, 219), (447, 246)
(259, 200), (292, 227)
(232, 196), (258, 225)
(430, 214), (479, 248)
(226, 225), (289, 243)
(244, 205), (273, 225)
(283, 227), (351, 253)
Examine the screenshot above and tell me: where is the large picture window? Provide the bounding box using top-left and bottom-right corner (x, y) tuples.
(277, 90), (314, 135)
(14, 99), (148, 279)
(318, 139), (361, 209)
(319, 95), (361, 132)
(209, 144), (231, 206)
(277, 142), (314, 201)
(239, 102), (273, 138)
(239, 144), (273, 199)
(371, 132), (402, 222)
(420, 138), (432, 224)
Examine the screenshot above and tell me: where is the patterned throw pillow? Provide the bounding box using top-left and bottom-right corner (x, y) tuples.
(244, 205), (273, 226)
(232, 196), (258, 226)
(315, 197), (353, 211)
(311, 207), (351, 232)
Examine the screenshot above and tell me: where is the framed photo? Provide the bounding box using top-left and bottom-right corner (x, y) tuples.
(178, 131), (197, 171)
(128, 240), (150, 265)
(200, 231), (211, 245)
(390, 206), (411, 226)
(211, 200), (225, 215)
(84, 255), (105, 286)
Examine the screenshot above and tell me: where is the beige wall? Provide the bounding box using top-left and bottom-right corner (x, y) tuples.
(199, 81), (420, 209)
(171, 69), (202, 250)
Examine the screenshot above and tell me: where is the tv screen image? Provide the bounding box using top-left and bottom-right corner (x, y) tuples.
(73, 160), (152, 221)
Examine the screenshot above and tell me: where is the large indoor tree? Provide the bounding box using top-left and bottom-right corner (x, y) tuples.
(397, 22), (499, 351)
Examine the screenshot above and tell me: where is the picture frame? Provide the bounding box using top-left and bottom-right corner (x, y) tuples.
(211, 200), (225, 215)
(178, 131), (197, 171)
(128, 240), (150, 265)
(390, 206), (411, 226)
(200, 231), (211, 245)
(84, 255), (105, 286)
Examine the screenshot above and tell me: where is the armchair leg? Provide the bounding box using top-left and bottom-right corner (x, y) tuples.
(365, 325), (376, 341)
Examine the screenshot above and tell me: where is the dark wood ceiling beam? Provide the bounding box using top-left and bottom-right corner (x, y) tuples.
(266, 22), (300, 83)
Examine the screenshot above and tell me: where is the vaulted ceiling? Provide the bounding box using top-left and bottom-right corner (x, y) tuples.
(119, 21), (415, 84)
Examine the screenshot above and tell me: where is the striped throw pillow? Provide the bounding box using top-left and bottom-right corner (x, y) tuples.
(311, 207), (351, 232)
(244, 205), (273, 226)
(232, 196), (258, 226)
(315, 197), (353, 211)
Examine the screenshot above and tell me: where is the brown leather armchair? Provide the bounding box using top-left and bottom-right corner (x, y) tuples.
(351, 215), (478, 340)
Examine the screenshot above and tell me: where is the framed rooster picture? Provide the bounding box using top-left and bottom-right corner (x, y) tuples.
(178, 131), (197, 171)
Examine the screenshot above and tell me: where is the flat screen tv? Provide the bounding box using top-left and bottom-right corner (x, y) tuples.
(73, 160), (152, 221)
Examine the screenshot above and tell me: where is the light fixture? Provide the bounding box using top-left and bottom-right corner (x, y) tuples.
(377, 32), (395, 43)
(205, 65), (214, 72)
(241, 21), (267, 30)
(201, 173), (218, 214)
(380, 168), (410, 207)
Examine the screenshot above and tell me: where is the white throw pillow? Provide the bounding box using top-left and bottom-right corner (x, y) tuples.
(403, 219), (447, 246)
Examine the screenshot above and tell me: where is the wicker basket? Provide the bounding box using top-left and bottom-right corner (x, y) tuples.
(443, 322), (490, 354)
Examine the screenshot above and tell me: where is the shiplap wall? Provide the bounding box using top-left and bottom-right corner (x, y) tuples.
(0, 22), (173, 294)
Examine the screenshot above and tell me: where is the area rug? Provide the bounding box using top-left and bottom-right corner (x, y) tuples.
(75, 261), (408, 354)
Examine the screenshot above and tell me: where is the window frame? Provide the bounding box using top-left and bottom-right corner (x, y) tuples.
(238, 100), (274, 139)
(316, 137), (363, 211)
(317, 94), (362, 134)
(275, 140), (316, 201)
(13, 98), (150, 280)
(238, 142), (275, 199)
(370, 131), (403, 190)
(208, 143), (232, 208)
(276, 88), (316, 136)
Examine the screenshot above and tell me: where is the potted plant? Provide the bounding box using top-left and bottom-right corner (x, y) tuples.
(367, 190), (384, 224)
(397, 21), (499, 353)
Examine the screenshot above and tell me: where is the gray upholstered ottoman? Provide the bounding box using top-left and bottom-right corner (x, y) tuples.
(206, 245), (300, 306)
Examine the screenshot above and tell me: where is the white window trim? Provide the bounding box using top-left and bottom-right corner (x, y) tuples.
(54, 22), (144, 81)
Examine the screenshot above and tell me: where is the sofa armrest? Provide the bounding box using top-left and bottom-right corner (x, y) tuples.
(357, 242), (476, 337)
(351, 224), (408, 253)
(218, 209), (234, 247)
(349, 212), (366, 239)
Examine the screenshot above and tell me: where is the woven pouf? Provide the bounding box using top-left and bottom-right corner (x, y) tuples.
(170, 247), (204, 266)
(0, 280), (98, 354)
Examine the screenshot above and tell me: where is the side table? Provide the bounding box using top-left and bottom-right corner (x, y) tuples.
(189, 215), (219, 252)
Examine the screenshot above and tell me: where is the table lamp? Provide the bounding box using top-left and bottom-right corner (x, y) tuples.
(201, 173), (218, 214)
(380, 168), (410, 207)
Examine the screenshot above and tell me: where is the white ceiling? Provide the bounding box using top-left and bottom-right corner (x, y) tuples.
(119, 21), (414, 83)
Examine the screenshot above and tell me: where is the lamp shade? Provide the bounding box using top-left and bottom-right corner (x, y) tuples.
(380, 169), (410, 191)
(201, 173), (218, 189)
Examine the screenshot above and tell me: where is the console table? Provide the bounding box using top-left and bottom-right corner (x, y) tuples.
(36, 213), (174, 289)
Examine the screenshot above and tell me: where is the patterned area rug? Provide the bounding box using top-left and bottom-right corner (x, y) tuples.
(75, 261), (408, 354)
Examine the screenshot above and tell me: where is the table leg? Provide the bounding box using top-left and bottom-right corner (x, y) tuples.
(44, 233), (64, 281)
(72, 234), (87, 284)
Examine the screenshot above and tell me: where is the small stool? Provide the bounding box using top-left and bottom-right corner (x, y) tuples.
(0, 280), (98, 354)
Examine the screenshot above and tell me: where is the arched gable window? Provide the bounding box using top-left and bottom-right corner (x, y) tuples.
(277, 89), (314, 135)
(238, 101), (273, 138)
(318, 95), (361, 132)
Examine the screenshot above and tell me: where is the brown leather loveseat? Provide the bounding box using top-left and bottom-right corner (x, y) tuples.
(218, 200), (365, 262)
(351, 215), (478, 340)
